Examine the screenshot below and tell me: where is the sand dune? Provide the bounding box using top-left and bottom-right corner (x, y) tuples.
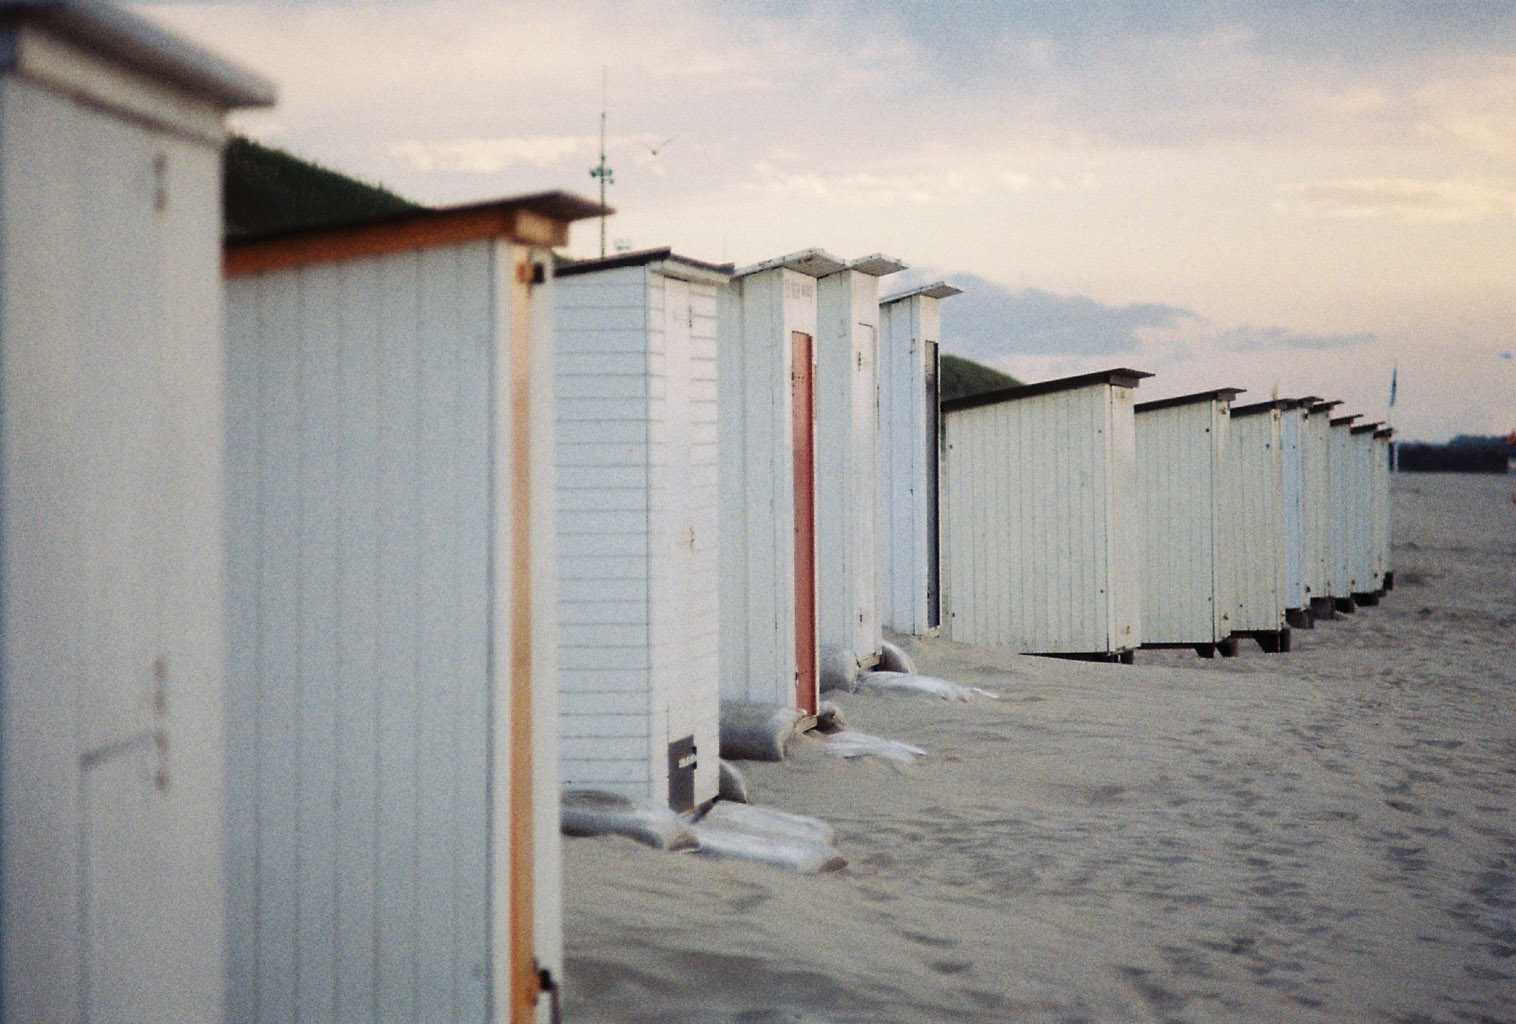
(562, 473), (1516, 1023)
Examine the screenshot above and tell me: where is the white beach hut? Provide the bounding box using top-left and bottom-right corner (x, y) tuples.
(815, 255), (906, 673)
(1350, 422), (1384, 605)
(1302, 399), (1340, 620)
(1275, 400), (1312, 629)
(224, 194), (600, 1023)
(1328, 413), (1361, 612)
(941, 369), (1151, 660)
(877, 281), (963, 636)
(553, 248), (731, 813)
(1374, 427), (1395, 593)
(1134, 389), (1242, 657)
(0, 4), (272, 1020)
(718, 249), (843, 717)
(1226, 400), (1292, 652)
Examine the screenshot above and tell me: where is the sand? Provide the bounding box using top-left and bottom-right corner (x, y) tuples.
(561, 473), (1516, 1024)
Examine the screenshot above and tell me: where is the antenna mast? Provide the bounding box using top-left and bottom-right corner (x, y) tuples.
(589, 67), (613, 256)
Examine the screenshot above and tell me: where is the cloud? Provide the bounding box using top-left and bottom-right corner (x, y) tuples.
(929, 274), (1376, 364)
(926, 273), (1199, 361)
(1214, 325), (1375, 352)
(388, 136), (592, 174)
(1278, 177), (1516, 221)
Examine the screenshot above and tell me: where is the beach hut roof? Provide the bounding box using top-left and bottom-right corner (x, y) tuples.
(881, 281), (963, 302)
(1330, 413), (1361, 427)
(555, 246), (733, 285)
(1232, 398), (1303, 418)
(735, 248), (846, 279)
(1135, 387), (1244, 414)
(224, 191), (605, 276)
(1374, 427), (1394, 439)
(845, 254), (907, 277)
(0, 0), (275, 107)
(942, 367), (1152, 414)
(1351, 421), (1383, 435)
(1309, 399), (1342, 414)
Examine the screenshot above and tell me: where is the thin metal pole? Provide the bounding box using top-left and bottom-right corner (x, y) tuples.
(589, 67), (612, 256)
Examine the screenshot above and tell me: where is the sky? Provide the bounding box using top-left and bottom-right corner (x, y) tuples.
(140, 0), (1516, 442)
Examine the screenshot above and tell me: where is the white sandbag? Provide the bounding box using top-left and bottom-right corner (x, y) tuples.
(856, 670), (1000, 702)
(720, 702), (805, 761)
(876, 639), (917, 675)
(688, 824), (847, 874)
(699, 800), (837, 847)
(822, 730), (927, 763)
(815, 700), (848, 734)
(560, 790), (697, 851)
(717, 759), (750, 804)
(818, 644), (860, 693)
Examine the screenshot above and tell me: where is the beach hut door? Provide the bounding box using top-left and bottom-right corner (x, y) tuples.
(924, 338), (941, 629)
(791, 331), (819, 715)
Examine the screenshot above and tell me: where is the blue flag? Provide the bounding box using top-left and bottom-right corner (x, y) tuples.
(1389, 366), (1397, 407)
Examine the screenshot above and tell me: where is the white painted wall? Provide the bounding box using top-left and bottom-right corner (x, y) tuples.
(0, 15), (265, 1021)
(1279, 406), (1307, 613)
(1373, 431), (1393, 588)
(1301, 406), (1334, 607)
(717, 263), (820, 709)
(225, 236), (562, 1022)
(815, 263), (894, 669)
(1226, 408), (1288, 634)
(1349, 427), (1380, 596)
(1136, 399), (1231, 647)
(877, 287), (953, 635)
(554, 258), (722, 810)
(941, 378), (1143, 654)
(1328, 418), (1357, 600)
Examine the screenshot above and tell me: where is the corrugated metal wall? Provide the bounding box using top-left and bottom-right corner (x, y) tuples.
(1136, 401), (1228, 646)
(554, 263), (720, 808)
(1227, 409), (1287, 633)
(943, 384), (1140, 653)
(0, 61), (230, 1024)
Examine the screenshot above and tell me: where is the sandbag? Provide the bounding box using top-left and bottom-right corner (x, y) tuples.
(818, 644), (860, 693)
(717, 759), (750, 804)
(876, 639), (918, 675)
(720, 702), (804, 761)
(560, 790), (697, 851)
(689, 802), (846, 873)
(856, 670), (1000, 702)
(822, 729), (927, 763)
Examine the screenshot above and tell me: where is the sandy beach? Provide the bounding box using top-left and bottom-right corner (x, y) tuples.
(561, 472), (1516, 1024)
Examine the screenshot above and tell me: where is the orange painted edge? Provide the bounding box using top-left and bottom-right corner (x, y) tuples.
(507, 252), (540, 1022)
(224, 205), (570, 278)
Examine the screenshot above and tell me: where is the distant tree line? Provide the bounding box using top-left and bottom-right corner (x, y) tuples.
(1396, 434), (1516, 473)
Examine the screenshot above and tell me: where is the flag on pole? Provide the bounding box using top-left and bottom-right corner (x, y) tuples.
(1389, 365), (1397, 407)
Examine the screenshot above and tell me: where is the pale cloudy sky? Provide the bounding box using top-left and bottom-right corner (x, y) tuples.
(141, 1), (1516, 441)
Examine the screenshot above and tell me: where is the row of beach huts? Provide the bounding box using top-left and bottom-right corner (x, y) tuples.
(0, 5), (1393, 1023)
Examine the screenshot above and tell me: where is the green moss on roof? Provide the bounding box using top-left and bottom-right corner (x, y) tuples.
(223, 135), (419, 239)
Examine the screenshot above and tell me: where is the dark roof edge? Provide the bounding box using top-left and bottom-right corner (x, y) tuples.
(1135, 388), (1244, 414)
(1351, 421), (1383, 434)
(1231, 398), (1300, 418)
(554, 246), (732, 279)
(1330, 414), (1361, 426)
(942, 367), (1153, 413)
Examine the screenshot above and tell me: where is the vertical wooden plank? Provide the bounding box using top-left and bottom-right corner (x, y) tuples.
(223, 273), (262, 1024)
(412, 244), (463, 1019)
(791, 330), (817, 715)
(451, 246), (492, 1020)
(296, 261), (342, 1023)
(334, 258), (381, 1024)
(253, 268), (303, 1024)
(375, 251), (421, 1024)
